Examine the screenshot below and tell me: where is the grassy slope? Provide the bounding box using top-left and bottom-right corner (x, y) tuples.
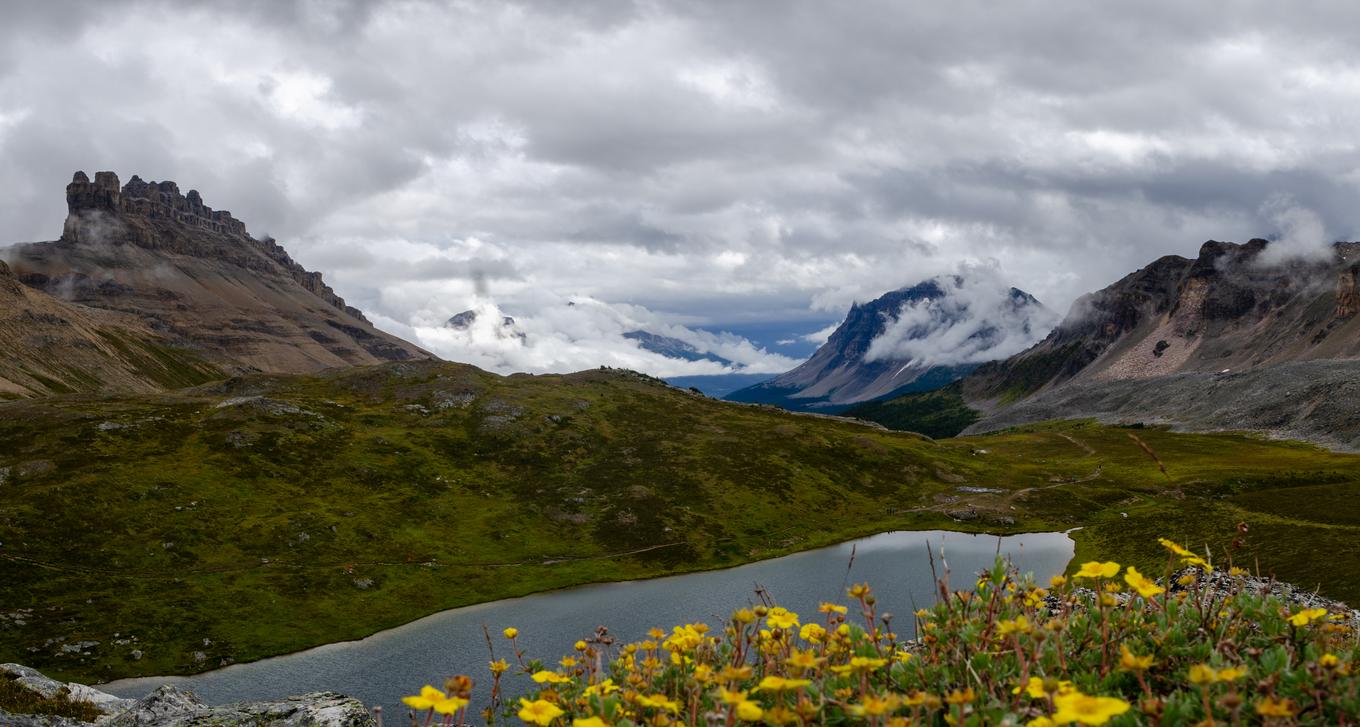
(1, 361), (1357, 684)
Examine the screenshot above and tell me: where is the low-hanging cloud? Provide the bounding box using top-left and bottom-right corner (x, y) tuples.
(863, 268), (1061, 368)
(1255, 194), (1333, 266)
(411, 294), (802, 377)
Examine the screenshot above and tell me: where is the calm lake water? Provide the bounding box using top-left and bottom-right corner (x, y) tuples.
(100, 530), (1072, 716)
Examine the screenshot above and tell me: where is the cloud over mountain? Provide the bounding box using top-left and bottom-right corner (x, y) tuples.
(5, 1), (1360, 374)
(864, 269), (1060, 368)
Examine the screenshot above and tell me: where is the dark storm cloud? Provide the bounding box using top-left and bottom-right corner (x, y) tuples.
(3, 0), (1360, 373)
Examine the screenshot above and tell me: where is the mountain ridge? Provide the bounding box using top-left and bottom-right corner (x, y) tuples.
(727, 277), (1053, 411)
(6, 171), (430, 379)
(853, 239), (1360, 446)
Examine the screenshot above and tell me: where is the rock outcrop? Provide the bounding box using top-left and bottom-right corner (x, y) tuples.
(0, 664), (373, 727)
(6, 172), (430, 377)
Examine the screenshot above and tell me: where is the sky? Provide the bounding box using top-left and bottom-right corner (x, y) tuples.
(2, 0), (1359, 376)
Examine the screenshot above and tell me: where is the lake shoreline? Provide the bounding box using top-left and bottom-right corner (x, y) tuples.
(97, 529), (1075, 715)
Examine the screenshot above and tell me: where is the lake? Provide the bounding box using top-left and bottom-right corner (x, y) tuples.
(100, 529), (1073, 716)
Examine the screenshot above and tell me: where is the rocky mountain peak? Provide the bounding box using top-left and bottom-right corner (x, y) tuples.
(64, 170), (248, 242)
(4, 171), (431, 376)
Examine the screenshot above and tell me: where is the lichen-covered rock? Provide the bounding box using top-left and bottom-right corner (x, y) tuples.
(1, 663), (133, 719)
(106, 686), (373, 727)
(1, 665), (374, 727)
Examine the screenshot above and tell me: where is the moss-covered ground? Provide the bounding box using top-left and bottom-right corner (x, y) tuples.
(0, 361), (1356, 685)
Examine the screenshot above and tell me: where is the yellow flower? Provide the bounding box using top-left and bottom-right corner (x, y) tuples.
(732, 608), (756, 624)
(1188, 664), (1218, 685)
(402, 685), (446, 711)
(1157, 538), (1195, 558)
(1013, 677), (1046, 699)
(847, 694), (901, 717)
(1255, 697), (1299, 717)
(531, 670), (573, 684)
(489, 659), (510, 675)
(1028, 719), (1055, 727)
(764, 706), (799, 725)
(786, 648), (825, 671)
(573, 718), (609, 727)
(1288, 607), (1328, 626)
(735, 700), (763, 721)
(1181, 554), (1212, 572)
(1215, 666), (1246, 682)
(1229, 566), (1249, 577)
(847, 583), (871, 598)
(997, 616), (1032, 636)
(1320, 653), (1341, 668)
(944, 688), (975, 705)
(518, 698), (565, 726)
(1052, 692), (1131, 725)
(765, 607), (800, 630)
(504, 627), (520, 639)
(574, 640), (588, 651)
(755, 675), (812, 692)
(560, 656), (578, 668)
(583, 679), (619, 697)
(829, 656), (888, 676)
(718, 688), (749, 705)
(1123, 566), (1165, 599)
(799, 623), (827, 642)
(818, 602), (849, 615)
(433, 695), (470, 715)
(1075, 561), (1120, 579)
(635, 694), (680, 713)
(1118, 644), (1153, 672)
(1050, 575), (1068, 588)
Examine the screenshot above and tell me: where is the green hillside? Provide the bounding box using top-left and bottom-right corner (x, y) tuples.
(2, 360), (1357, 683)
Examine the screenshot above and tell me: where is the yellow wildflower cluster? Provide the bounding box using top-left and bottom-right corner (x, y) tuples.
(399, 536), (1360, 725)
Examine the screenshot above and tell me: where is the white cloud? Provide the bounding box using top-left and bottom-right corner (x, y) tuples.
(3, 1), (1360, 376)
(1256, 194), (1332, 265)
(411, 294), (800, 377)
(864, 267), (1060, 368)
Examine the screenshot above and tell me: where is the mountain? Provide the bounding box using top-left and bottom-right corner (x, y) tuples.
(5, 171), (429, 378)
(623, 330), (734, 366)
(0, 258), (222, 398)
(663, 373), (774, 397)
(727, 277), (1055, 411)
(855, 239), (1360, 447)
(445, 308), (527, 341)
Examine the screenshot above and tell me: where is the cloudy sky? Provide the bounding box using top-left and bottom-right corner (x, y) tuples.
(3, 0), (1358, 375)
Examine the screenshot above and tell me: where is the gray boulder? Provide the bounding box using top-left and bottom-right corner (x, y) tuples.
(1, 664), (373, 727)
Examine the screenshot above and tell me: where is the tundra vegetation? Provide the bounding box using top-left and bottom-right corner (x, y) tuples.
(2, 361), (1358, 686)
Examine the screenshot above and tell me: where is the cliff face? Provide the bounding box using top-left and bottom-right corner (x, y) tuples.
(963, 239), (1360, 404)
(8, 171), (429, 376)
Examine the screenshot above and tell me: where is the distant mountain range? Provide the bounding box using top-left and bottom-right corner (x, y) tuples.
(727, 277), (1055, 411)
(853, 239), (1360, 449)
